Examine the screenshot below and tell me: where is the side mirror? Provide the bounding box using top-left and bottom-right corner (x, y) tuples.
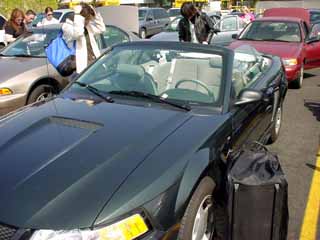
(234, 89), (263, 106)
(232, 33), (238, 39)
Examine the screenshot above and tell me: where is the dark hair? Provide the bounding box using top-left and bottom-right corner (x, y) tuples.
(180, 2), (197, 19)
(26, 9), (36, 16)
(80, 3), (95, 22)
(45, 7), (54, 14)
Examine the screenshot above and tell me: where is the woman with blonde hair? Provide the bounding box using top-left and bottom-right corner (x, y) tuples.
(5, 8), (26, 43)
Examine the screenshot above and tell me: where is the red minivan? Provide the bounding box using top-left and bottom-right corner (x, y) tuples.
(229, 16), (320, 88)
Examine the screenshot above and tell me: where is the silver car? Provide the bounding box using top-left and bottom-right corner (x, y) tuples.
(151, 15), (246, 46)
(0, 24), (139, 115)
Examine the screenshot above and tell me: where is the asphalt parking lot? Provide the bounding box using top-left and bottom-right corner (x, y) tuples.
(269, 68), (320, 240)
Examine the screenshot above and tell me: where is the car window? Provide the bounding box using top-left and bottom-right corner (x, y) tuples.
(240, 21), (301, 42)
(310, 11), (320, 24)
(238, 18), (247, 29)
(168, 9), (180, 17)
(53, 12), (62, 21)
(60, 12), (74, 23)
(1, 30), (60, 57)
(0, 16), (6, 30)
(139, 9), (147, 20)
(165, 17), (181, 32)
(73, 46), (224, 106)
(154, 9), (161, 19)
(99, 26), (130, 49)
(232, 46), (272, 98)
(220, 17), (237, 31)
(308, 22), (320, 40)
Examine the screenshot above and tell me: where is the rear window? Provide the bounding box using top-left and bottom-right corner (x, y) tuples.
(310, 11), (320, 24)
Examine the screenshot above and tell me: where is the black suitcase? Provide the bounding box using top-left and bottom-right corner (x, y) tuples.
(226, 143), (288, 240)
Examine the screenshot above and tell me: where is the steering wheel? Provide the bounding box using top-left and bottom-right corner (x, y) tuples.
(175, 79), (213, 98)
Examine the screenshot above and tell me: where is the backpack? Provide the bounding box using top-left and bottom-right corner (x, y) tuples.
(45, 31), (76, 77)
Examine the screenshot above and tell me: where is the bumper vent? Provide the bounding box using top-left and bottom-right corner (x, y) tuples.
(0, 224), (18, 240)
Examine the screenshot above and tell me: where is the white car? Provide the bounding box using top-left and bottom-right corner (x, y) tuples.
(0, 14), (7, 48)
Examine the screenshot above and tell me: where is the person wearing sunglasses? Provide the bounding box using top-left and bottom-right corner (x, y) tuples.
(37, 7), (59, 26)
(4, 8), (26, 43)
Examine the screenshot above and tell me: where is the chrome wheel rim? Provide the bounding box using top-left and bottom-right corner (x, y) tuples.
(192, 195), (213, 240)
(275, 106), (282, 135)
(141, 30), (146, 39)
(36, 92), (52, 102)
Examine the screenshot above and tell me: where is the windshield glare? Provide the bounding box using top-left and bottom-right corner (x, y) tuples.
(2, 29), (60, 57)
(240, 21), (301, 42)
(165, 17), (181, 31)
(72, 47), (224, 106)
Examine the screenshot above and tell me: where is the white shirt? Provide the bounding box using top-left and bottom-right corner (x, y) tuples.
(37, 17), (59, 26)
(189, 20), (199, 43)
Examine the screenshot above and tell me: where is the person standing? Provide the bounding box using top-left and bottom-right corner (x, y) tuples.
(178, 2), (216, 44)
(37, 7), (59, 26)
(24, 9), (36, 29)
(241, 6), (255, 24)
(4, 8), (26, 43)
(62, 3), (106, 74)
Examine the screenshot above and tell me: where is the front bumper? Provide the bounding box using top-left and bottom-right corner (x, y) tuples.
(284, 65), (300, 82)
(0, 93), (26, 116)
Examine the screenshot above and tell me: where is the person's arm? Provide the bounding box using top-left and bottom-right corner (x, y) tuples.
(178, 19), (186, 42)
(62, 6), (85, 42)
(4, 25), (15, 43)
(89, 9), (106, 35)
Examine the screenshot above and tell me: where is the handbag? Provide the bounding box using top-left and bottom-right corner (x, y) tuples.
(45, 31), (76, 77)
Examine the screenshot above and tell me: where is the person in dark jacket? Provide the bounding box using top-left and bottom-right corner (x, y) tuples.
(178, 2), (217, 44)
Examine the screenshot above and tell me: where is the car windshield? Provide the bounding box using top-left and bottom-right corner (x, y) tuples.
(139, 10), (147, 20)
(239, 21), (301, 42)
(71, 45), (225, 107)
(168, 9), (180, 17)
(165, 17), (181, 32)
(1, 28), (60, 57)
(232, 45), (272, 97)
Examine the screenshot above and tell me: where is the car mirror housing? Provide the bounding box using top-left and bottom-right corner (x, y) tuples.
(232, 33), (238, 39)
(234, 89), (263, 106)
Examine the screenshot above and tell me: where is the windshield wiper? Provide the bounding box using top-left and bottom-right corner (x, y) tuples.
(74, 82), (114, 103)
(108, 90), (191, 111)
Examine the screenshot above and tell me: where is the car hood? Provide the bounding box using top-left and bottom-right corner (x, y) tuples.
(0, 56), (47, 81)
(150, 32), (178, 41)
(0, 96), (192, 229)
(229, 40), (302, 58)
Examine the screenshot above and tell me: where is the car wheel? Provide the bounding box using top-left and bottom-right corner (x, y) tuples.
(27, 84), (54, 104)
(293, 64), (304, 89)
(268, 104), (282, 144)
(178, 176), (215, 240)
(140, 28), (147, 39)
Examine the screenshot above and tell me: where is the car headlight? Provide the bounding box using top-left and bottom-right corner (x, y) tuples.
(0, 88), (12, 95)
(282, 58), (298, 66)
(30, 214), (149, 240)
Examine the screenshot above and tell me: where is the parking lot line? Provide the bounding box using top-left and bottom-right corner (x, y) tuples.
(300, 148), (320, 240)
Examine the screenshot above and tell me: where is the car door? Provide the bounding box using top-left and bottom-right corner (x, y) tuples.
(146, 10), (157, 35)
(212, 16), (238, 46)
(97, 25), (130, 51)
(304, 22), (320, 68)
(230, 54), (277, 149)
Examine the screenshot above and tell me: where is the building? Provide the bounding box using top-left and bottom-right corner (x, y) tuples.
(256, 0), (320, 12)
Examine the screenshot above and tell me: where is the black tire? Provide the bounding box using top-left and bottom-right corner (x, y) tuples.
(268, 104), (282, 144)
(178, 176), (216, 240)
(27, 84), (55, 104)
(292, 64), (304, 89)
(140, 28), (147, 39)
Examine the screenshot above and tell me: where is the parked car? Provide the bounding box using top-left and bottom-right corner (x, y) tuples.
(167, 7), (181, 21)
(139, 7), (170, 38)
(0, 13), (7, 48)
(0, 41), (286, 240)
(151, 15), (246, 46)
(0, 24), (139, 115)
(32, 9), (74, 26)
(229, 17), (320, 88)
